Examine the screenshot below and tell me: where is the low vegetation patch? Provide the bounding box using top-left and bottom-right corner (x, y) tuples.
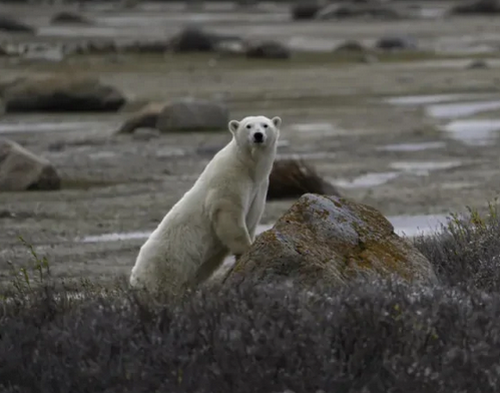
(2, 204), (500, 392)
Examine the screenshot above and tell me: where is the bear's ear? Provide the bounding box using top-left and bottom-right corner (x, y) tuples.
(271, 116), (282, 129)
(228, 120), (240, 135)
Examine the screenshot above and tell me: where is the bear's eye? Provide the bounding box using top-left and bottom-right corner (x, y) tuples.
(246, 124), (252, 129)
(263, 124), (268, 128)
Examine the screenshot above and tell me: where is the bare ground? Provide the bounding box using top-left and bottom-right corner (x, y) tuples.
(1, 2), (500, 287)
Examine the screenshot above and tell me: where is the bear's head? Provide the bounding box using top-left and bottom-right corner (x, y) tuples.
(228, 115), (282, 151)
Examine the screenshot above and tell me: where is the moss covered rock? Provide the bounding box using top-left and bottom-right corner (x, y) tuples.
(224, 194), (437, 286)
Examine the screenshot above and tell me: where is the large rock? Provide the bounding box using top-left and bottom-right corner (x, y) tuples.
(50, 12), (94, 25)
(376, 35), (417, 51)
(117, 102), (165, 134)
(169, 27), (216, 52)
(224, 194), (437, 287)
(156, 99), (229, 132)
(317, 3), (402, 19)
(1, 76), (126, 113)
(0, 15), (35, 33)
(267, 159), (340, 200)
(291, 3), (322, 20)
(451, 0), (500, 14)
(0, 139), (61, 192)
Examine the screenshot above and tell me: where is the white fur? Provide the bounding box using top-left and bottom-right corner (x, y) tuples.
(129, 115), (282, 297)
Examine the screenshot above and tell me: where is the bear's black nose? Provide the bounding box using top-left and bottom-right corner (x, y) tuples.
(253, 132), (264, 143)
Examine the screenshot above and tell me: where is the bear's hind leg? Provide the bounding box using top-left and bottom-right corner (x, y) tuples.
(213, 207), (252, 258)
(189, 248), (229, 289)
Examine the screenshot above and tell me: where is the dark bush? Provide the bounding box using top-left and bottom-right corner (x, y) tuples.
(415, 205), (500, 292)
(2, 275), (500, 393)
(3, 206), (500, 392)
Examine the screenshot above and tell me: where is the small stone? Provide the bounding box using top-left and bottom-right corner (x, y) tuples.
(467, 59), (489, 69)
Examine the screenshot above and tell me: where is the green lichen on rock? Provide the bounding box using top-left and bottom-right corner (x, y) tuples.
(225, 194), (437, 287)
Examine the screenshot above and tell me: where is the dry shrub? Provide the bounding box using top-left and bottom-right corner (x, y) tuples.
(3, 207), (500, 392)
(267, 158), (340, 200)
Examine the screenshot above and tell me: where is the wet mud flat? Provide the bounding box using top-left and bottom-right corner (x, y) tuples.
(1, 3), (500, 287)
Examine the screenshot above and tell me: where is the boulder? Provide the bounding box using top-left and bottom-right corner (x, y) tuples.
(291, 3), (322, 20)
(317, 3), (402, 19)
(0, 139), (61, 192)
(376, 35), (417, 51)
(156, 99), (229, 132)
(467, 59), (489, 69)
(451, 0), (500, 14)
(50, 12), (94, 25)
(333, 40), (366, 53)
(169, 27), (215, 53)
(245, 40), (291, 60)
(117, 102), (165, 134)
(223, 194), (437, 287)
(0, 15), (35, 33)
(0, 76), (126, 113)
(267, 159), (340, 200)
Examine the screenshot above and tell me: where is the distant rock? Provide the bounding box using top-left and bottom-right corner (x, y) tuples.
(50, 12), (94, 25)
(0, 15), (35, 34)
(291, 3), (322, 20)
(376, 35), (417, 50)
(467, 59), (489, 69)
(245, 40), (291, 60)
(451, 0), (500, 14)
(156, 99), (229, 132)
(223, 194), (437, 287)
(169, 27), (216, 52)
(317, 3), (403, 20)
(117, 102), (165, 134)
(267, 159), (340, 200)
(0, 76), (126, 113)
(333, 40), (366, 53)
(0, 139), (61, 192)
(169, 26), (245, 55)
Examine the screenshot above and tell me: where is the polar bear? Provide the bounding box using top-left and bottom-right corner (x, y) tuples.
(129, 115), (282, 298)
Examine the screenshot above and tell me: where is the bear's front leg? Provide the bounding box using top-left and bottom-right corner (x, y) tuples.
(213, 206), (252, 258)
